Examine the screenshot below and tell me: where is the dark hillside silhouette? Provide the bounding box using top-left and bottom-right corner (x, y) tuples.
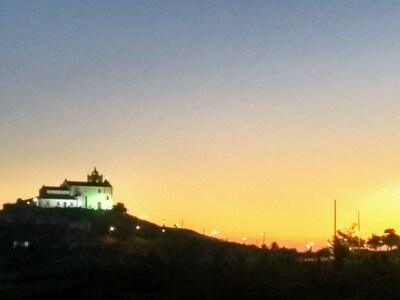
(1, 206), (400, 299)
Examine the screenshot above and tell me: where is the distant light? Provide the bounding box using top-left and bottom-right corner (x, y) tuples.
(27, 202), (30, 205)
(109, 226), (115, 232)
(162, 229), (165, 233)
(306, 242), (314, 251)
(23, 241), (30, 248)
(136, 225), (140, 230)
(242, 237), (247, 242)
(33, 198), (38, 202)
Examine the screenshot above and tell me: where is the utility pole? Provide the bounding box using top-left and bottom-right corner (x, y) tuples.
(334, 199), (337, 240)
(333, 199), (337, 260)
(358, 210), (361, 253)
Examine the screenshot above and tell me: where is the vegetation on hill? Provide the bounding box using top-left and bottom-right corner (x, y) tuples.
(1, 206), (400, 299)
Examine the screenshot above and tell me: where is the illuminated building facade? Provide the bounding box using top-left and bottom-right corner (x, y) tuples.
(35, 168), (113, 210)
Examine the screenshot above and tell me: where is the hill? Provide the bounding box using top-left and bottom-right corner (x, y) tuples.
(1, 206), (400, 299)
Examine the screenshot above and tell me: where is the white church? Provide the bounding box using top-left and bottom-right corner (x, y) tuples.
(32, 168), (113, 210)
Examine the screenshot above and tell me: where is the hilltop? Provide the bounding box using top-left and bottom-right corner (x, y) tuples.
(0, 204), (258, 255)
(1, 206), (400, 300)
(0, 206), (293, 299)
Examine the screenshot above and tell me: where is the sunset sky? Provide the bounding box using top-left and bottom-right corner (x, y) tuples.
(1, 1), (400, 250)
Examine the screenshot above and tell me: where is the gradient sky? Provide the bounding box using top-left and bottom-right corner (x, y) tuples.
(1, 1), (400, 249)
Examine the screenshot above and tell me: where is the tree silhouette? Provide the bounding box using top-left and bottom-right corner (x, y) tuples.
(330, 223), (364, 266)
(382, 228), (400, 250)
(367, 234), (382, 251)
(270, 241), (279, 249)
(332, 236), (348, 267)
(335, 223), (364, 250)
(112, 202), (127, 214)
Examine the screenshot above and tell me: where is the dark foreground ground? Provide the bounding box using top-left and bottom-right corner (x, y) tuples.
(1, 206), (400, 299)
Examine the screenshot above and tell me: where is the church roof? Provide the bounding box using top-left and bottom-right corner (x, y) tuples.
(40, 186), (68, 191)
(40, 194), (76, 200)
(62, 180), (112, 188)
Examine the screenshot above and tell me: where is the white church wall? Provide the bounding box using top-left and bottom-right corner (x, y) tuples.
(75, 186), (113, 209)
(38, 198), (78, 208)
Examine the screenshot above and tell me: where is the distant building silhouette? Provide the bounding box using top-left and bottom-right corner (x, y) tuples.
(5, 168), (113, 210)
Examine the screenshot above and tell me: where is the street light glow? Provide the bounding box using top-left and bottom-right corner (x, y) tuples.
(306, 242), (314, 251)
